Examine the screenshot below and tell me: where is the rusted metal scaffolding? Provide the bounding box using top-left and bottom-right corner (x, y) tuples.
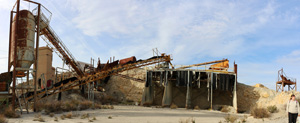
(22, 55), (172, 102)
(6, 0), (173, 113)
(7, 0), (43, 112)
(276, 68), (297, 92)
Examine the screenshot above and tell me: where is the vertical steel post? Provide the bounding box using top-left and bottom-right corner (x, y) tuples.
(210, 72), (213, 110)
(33, 4), (41, 112)
(8, 11), (13, 72)
(12, 0), (20, 112)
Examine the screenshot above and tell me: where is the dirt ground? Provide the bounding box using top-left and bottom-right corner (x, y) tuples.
(7, 105), (247, 123)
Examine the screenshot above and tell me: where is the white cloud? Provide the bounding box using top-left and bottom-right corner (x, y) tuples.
(67, 0), (279, 65)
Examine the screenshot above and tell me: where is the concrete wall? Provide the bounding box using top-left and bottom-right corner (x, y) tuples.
(36, 47), (55, 88)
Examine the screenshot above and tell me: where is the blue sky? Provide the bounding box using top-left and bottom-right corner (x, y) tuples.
(0, 0), (300, 89)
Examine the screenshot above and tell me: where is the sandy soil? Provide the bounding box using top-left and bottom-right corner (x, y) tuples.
(7, 105), (247, 123)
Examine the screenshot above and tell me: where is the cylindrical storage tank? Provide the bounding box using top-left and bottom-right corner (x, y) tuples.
(119, 56), (136, 65)
(10, 10), (36, 69)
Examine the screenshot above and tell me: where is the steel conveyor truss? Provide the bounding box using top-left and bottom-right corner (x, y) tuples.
(22, 55), (172, 101)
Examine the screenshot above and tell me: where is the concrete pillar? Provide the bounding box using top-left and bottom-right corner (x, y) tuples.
(142, 72), (154, 105)
(162, 71), (172, 107)
(233, 74), (237, 113)
(210, 72), (213, 110)
(186, 71), (192, 109)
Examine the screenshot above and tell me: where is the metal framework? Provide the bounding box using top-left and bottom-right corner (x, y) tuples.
(176, 59), (228, 69)
(22, 55), (171, 101)
(7, 0), (42, 111)
(276, 68), (297, 92)
(40, 23), (84, 77)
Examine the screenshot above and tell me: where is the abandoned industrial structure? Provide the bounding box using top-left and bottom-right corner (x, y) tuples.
(0, 0), (238, 115)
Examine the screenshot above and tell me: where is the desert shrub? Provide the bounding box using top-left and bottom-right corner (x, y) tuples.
(34, 101), (45, 112)
(81, 113), (89, 119)
(170, 103), (178, 109)
(44, 101), (63, 114)
(194, 106), (200, 110)
(49, 113), (55, 117)
(250, 107), (270, 118)
(0, 114), (7, 123)
(54, 117), (58, 122)
(64, 112), (73, 119)
(94, 103), (102, 109)
(221, 106), (229, 113)
(60, 115), (65, 120)
(62, 101), (77, 111)
(33, 113), (45, 122)
(108, 116), (112, 119)
(79, 100), (93, 110)
(240, 115), (247, 123)
(224, 114), (237, 123)
(179, 117), (195, 123)
(267, 105), (278, 113)
(3, 107), (20, 118)
(109, 105), (114, 109)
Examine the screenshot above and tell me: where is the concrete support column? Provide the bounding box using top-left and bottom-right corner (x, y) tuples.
(186, 71), (192, 109)
(233, 74), (237, 113)
(210, 72), (213, 110)
(162, 71), (172, 107)
(142, 72), (154, 105)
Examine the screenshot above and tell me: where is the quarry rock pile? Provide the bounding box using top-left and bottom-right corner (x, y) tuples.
(237, 82), (299, 113)
(104, 68), (146, 103)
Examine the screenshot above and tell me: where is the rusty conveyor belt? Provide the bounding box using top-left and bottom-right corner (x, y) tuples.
(39, 18), (84, 77)
(21, 55), (171, 101)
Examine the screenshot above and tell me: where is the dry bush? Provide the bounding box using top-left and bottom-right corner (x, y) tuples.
(88, 118), (93, 122)
(92, 116), (96, 120)
(94, 103), (102, 109)
(54, 117), (58, 122)
(49, 113), (54, 117)
(44, 101), (63, 114)
(33, 114), (45, 122)
(221, 106), (229, 113)
(179, 117), (195, 123)
(0, 114), (7, 123)
(64, 112), (73, 119)
(267, 105), (278, 113)
(60, 115), (65, 120)
(250, 107), (270, 118)
(170, 103), (178, 109)
(108, 116), (112, 119)
(109, 105), (114, 109)
(34, 101), (45, 112)
(81, 113), (89, 119)
(100, 105), (114, 109)
(79, 100), (93, 110)
(3, 107), (20, 118)
(194, 106), (200, 110)
(62, 101), (77, 112)
(224, 114), (237, 123)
